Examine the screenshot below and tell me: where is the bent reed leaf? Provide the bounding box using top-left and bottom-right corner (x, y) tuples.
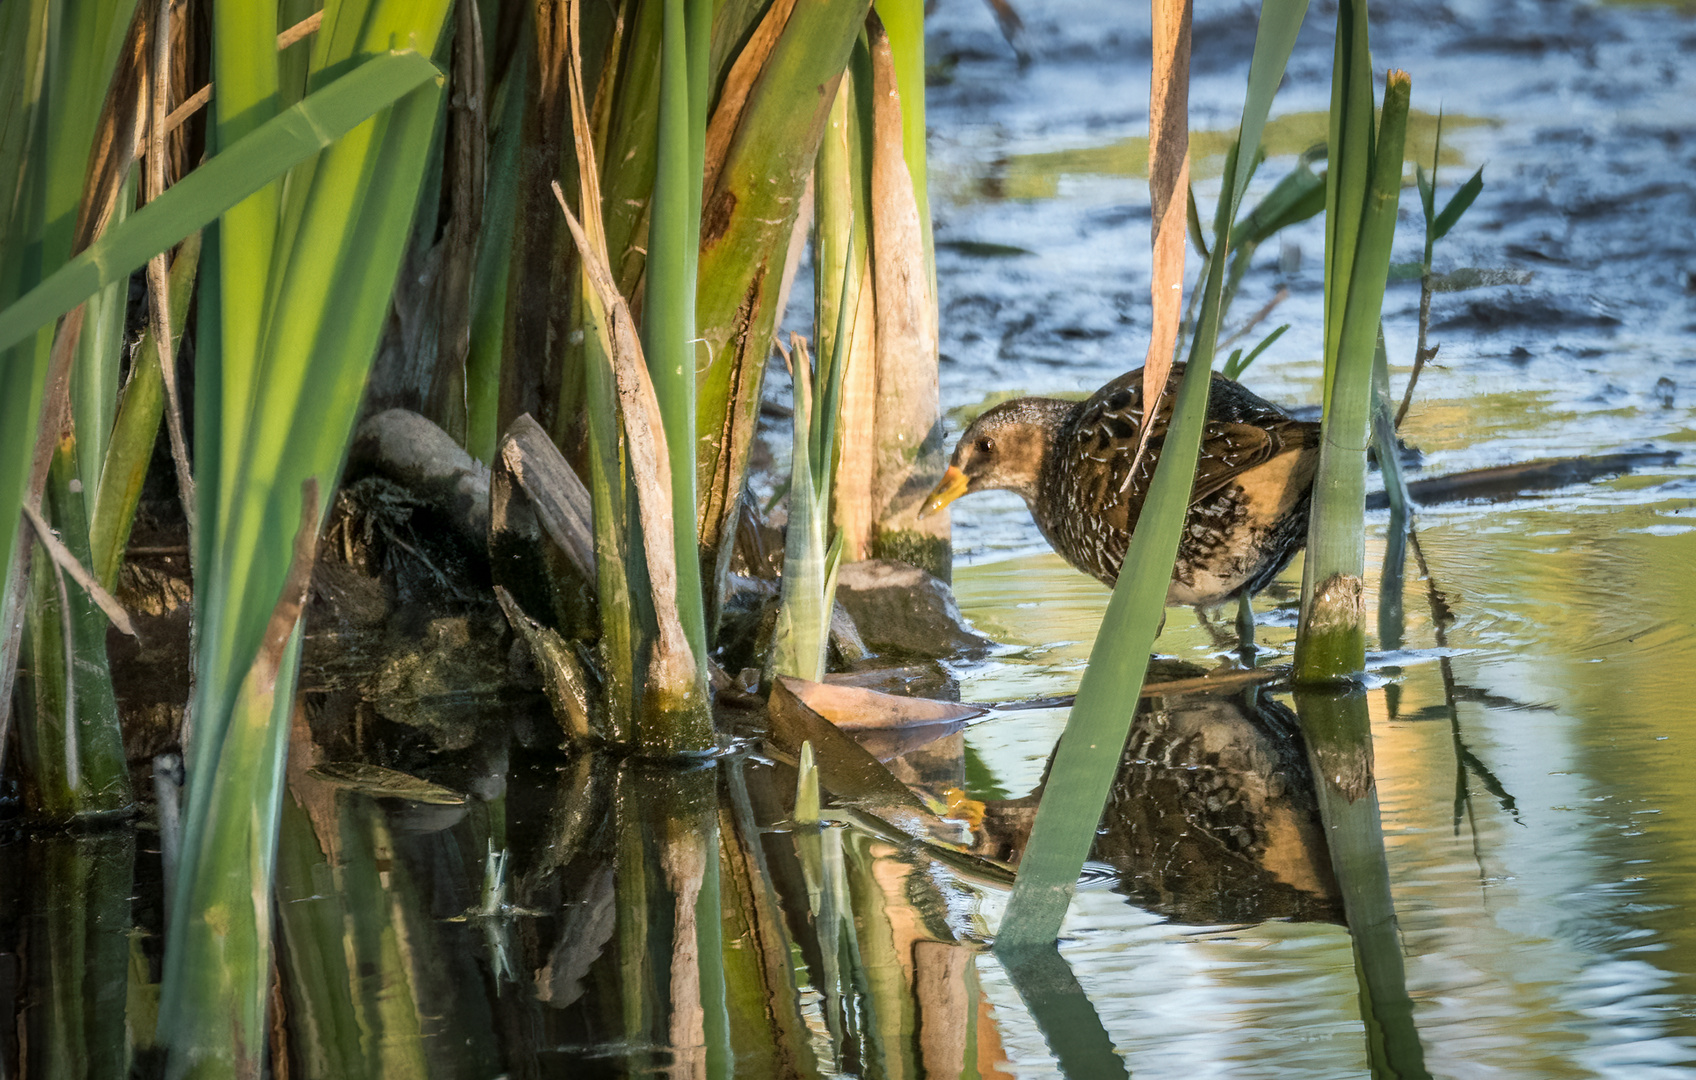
(0, 49), (442, 356)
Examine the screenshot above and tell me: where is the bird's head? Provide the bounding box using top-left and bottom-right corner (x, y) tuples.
(919, 398), (1069, 517)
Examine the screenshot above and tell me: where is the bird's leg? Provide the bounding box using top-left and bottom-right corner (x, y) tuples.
(1235, 593), (1257, 665)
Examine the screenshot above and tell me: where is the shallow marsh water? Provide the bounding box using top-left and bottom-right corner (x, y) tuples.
(6, 0), (1696, 1077)
(933, 0), (1696, 1074)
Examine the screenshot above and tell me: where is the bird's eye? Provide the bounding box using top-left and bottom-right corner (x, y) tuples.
(976, 436), (996, 454)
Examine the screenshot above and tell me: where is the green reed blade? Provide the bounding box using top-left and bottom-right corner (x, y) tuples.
(1416, 164), (1436, 230)
(37, 0), (137, 287)
(199, 75), (448, 735)
(582, 277), (636, 736)
(813, 72), (869, 439)
(815, 237), (858, 493)
(596, 0), (664, 303)
(17, 440), (134, 819)
(0, 0), (134, 755)
(161, 7), (452, 1072)
(72, 168), (136, 517)
(770, 218), (856, 684)
(643, 0), (710, 671)
(89, 231), (200, 590)
(1321, 0), (1375, 411)
(1223, 321), (1289, 380)
(1370, 323), (1410, 523)
(0, 50), (443, 357)
(996, 0), (1310, 951)
(692, 0), (870, 560)
(1431, 166), (1483, 243)
(1295, 70), (1409, 685)
(1229, 150), (1324, 252)
(769, 342), (831, 682)
(464, 49), (526, 465)
(205, 0), (281, 540)
(0, 0), (50, 285)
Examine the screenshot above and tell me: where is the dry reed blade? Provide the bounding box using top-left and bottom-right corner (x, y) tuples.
(553, 181), (700, 712)
(146, 0), (195, 550)
(20, 502), (136, 638)
(1128, 0), (1191, 489)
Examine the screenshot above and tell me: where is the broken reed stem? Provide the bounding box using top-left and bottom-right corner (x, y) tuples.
(20, 502), (137, 638)
(552, 179), (700, 715)
(147, 0), (196, 553)
(1394, 276), (1437, 430)
(156, 10), (325, 139)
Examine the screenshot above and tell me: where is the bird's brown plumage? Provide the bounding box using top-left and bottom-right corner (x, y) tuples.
(930, 364), (1322, 608)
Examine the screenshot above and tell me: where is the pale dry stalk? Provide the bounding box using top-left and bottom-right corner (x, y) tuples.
(1128, 0), (1192, 487)
(867, 20), (946, 566)
(147, 0), (197, 549)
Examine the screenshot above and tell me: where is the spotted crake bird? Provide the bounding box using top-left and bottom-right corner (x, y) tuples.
(921, 364), (1322, 616)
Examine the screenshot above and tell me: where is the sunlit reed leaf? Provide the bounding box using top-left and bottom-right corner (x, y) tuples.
(160, 9), (452, 1072)
(0, 50), (443, 357)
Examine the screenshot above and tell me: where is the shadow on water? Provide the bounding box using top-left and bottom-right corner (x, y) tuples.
(0, 657), (1452, 1078)
(1, 685), (1042, 1077)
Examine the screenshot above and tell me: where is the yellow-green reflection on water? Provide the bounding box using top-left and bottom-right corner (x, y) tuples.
(1599, 0), (1696, 11)
(950, 458), (1696, 1075)
(985, 110), (1489, 202)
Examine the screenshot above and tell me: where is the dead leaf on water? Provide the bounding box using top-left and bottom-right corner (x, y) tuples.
(308, 762), (467, 805)
(778, 675), (985, 731)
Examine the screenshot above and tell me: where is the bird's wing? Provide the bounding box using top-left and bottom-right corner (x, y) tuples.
(1190, 420), (1280, 503)
(1067, 378), (1282, 510)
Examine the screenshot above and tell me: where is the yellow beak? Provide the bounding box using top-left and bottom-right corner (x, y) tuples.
(919, 466), (969, 519)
